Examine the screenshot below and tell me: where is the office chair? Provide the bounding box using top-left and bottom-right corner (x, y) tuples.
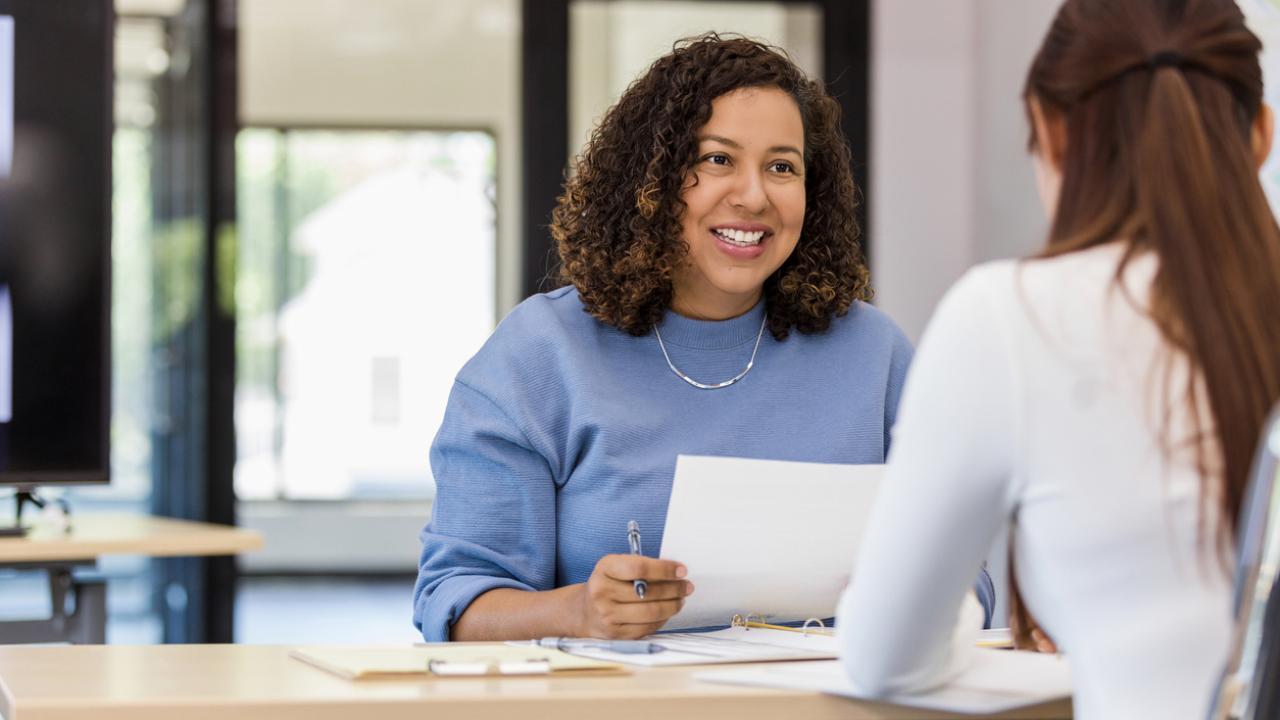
(1208, 405), (1280, 719)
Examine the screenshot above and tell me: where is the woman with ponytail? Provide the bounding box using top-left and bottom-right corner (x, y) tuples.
(837, 1), (1280, 716)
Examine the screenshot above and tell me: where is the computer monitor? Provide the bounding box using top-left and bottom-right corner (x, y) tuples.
(0, 0), (111, 494)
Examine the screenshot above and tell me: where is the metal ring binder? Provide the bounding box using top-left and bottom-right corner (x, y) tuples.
(730, 613), (831, 636)
(801, 618), (827, 637)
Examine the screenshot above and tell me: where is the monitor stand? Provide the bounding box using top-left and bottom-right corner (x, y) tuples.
(0, 490), (61, 537)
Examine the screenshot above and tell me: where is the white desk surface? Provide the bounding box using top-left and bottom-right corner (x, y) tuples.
(0, 644), (1073, 720)
(0, 514), (262, 563)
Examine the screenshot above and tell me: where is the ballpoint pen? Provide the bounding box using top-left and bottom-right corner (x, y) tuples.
(627, 520), (647, 598)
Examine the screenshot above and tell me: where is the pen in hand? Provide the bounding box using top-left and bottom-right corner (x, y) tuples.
(627, 520), (646, 598)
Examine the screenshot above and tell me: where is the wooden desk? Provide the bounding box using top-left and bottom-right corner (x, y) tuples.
(0, 645), (1072, 720)
(0, 514), (263, 563)
(0, 515), (262, 644)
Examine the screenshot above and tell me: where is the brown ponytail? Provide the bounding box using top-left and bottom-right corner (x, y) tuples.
(1009, 0), (1280, 646)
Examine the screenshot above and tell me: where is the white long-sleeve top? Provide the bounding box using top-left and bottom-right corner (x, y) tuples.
(838, 243), (1234, 720)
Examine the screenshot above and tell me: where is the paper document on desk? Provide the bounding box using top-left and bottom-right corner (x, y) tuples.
(565, 625), (1010, 668)
(697, 649), (1073, 714)
(291, 645), (623, 679)
(566, 625), (837, 667)
(658, 455), (884, 630)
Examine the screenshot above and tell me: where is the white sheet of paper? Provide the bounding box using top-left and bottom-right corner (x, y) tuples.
(564, 626), (1013, 668)
(566, 626), (838, 667)
(658, 455), (884, 630)
(697, 650), (1073, 715)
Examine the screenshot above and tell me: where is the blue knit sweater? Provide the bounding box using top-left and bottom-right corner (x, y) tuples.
(413, 286), (919, 641)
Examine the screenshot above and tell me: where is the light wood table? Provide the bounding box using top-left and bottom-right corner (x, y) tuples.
(0, 515), (262, 644)
(0, 515), (263, 563)
(0, 644), (1072, 720)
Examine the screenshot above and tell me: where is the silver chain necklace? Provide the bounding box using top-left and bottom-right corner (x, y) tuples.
(654, 314), (767, 390)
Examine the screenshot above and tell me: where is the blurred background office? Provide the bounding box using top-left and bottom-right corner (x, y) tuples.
(2, 0), (1280, 645)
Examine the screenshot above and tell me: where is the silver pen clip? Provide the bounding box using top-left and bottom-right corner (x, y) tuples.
(627, 520), (642, 554)
(627, 520), (646, 598)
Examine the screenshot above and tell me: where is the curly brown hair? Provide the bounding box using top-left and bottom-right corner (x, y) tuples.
(550, 33), (870, 341)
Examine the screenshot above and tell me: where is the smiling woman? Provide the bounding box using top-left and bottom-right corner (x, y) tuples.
(554, 34), (867, 341)
(413, 34), (995, 644)
(674, 87), (806, 322)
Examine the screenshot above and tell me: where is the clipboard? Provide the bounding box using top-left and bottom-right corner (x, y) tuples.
(290, 645), (627, 680)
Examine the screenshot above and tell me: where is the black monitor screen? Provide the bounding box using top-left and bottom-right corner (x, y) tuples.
(0, 0), (111, 486)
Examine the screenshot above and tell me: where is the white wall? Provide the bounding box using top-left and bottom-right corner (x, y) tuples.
(239, 0), (522, 316)
(870, 0), (1060, 625)
(974, 0), (1061, 263)
(872, 0), (1058, 343)
(871, 0), (979, 344)
(1241, 1), (1280, 216)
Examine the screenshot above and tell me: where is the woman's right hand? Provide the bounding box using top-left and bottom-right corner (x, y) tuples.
(576, 554), (694, 639)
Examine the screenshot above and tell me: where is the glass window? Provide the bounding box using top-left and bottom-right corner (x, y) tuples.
(235, 128), (496, 501)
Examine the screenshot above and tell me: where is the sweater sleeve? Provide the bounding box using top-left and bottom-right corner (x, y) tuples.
(413, 379), (558, 642)
(837, 266), (1020, 695)
(875, 310), (995, 627)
